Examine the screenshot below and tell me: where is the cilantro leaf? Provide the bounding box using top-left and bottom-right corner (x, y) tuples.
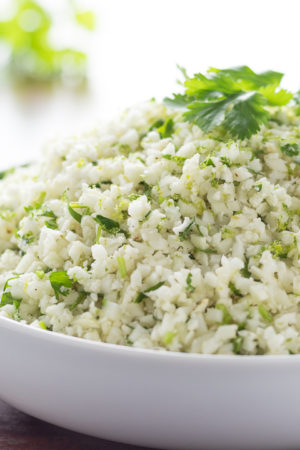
(165, 65), (292, 139)
(223, 92), (269, 139)
(49, 270), (73, 300)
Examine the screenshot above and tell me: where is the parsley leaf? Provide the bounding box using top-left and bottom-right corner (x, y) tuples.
(165, 65), (292, 139)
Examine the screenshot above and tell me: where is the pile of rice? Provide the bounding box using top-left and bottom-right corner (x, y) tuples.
(1, 101), (300, 355)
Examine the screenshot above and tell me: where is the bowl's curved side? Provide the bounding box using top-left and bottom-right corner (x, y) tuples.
(1, 317), (300, 450)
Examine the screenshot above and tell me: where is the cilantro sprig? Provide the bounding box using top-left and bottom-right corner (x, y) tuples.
(165, 65), (293, 139)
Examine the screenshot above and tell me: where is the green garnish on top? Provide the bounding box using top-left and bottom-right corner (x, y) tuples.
(165, 65), (293, 139)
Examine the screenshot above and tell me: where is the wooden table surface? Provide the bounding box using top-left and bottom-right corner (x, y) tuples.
(0, 400), (145, 450)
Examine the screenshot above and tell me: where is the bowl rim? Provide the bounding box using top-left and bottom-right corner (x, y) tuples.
(0, 314), (298, 363)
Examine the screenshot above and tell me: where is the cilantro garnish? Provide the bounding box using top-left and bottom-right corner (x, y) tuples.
(49, 270), (73, 300)
(165, 65), (293, 139)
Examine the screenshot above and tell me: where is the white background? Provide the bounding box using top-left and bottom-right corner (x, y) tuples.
(0, 0), (300, 168)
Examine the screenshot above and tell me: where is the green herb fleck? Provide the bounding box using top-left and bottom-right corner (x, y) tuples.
(179, 219), (195, 241)
(281, 143), (299, 157)
(216, 303), (232, 324)
(162, 331), (176, 345)
(49, 270), (73, 300)
(117, 256), (127, 278)
(186, 272), (195, 293)
(135, 281), (165, 303)
(69, 292), (87, 311)
(258, 304), (273, 323)
(94, 214), (127, 236)
(229, 281), (243, 297)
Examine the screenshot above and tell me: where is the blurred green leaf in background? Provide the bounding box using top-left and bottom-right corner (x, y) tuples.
(0, 0), (95, 87)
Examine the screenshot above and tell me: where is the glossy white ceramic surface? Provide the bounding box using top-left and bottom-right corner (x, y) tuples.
(0, 315), (300, 450)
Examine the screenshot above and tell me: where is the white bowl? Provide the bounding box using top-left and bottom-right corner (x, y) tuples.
(0, 315), (299, 450)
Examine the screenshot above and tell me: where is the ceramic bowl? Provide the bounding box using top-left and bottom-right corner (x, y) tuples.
(0, 315), (300, 450)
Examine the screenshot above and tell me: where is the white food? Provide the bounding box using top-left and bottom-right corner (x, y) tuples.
(0, 101), (300, 355)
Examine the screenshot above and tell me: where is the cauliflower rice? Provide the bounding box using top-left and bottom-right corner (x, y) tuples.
(1, 101), (300, 355)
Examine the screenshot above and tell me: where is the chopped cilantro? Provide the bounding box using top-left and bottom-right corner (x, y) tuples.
(241, 258), (251, 278)
(179, 219), (195, 241)
(128, 194), (141, 201)
(1, 276), (21, 307)
(138, 181), (152, 200)
(216, 303), (232, 324)
(149, 118), (174, 138)
(135, 281), (165, 303)
(157, 118), (174, 138)
(38, 208), (58, 229)
(199, 158), (215, 169)
(162, 154), (186, 165)
(186, 272), (195, 293)
(49, 270), (73, 300)
(69, 292), (87, 312)
(197, 248), (217, 254)
(94, 214), (127, 236)
(232, 336), (243, 354)
(281, 143), (299, 157)
(229, 281), (242, 297)
(254, 183), (262, 192)
(68, 202), (91, 224)
(258, 304), (273, 323)
(220, 156), (232, 167)
(221, 228), (235, 239)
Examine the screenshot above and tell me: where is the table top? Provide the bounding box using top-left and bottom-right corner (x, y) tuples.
(0, 400), (144, 450)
